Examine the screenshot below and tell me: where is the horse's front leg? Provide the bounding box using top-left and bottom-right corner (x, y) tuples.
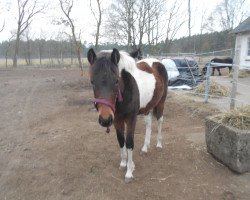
(114, 117), (127, 170)
(124, 115), (136, 183)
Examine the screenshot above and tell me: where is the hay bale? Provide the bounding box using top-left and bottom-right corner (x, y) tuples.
(218, 105), (250, 130)
(193, 80), (230, 98)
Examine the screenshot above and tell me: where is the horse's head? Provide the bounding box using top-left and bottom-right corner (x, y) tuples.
(129, 48), (142, 60)
(87, 48), (121, 128)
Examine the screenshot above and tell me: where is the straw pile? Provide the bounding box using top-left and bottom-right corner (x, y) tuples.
(229, 70), (250, 78)
(218, 105), (250, 130)
(193, 80), (230, 98)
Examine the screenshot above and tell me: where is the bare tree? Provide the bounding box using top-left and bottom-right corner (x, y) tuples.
(137, 0), (147, 48)
(163, 0), (185, 52)
(24, 29), (32, 65)
(198, 8), (207, 52)
(106, 0), (165, 50)
(105, 0), (137, 49)
(188, 0), (191, 38)
(207, 0), (248, 31)
(0, 21), (4, 32)
(4, 34), (15, 68)
(144, 0), (165, 46)
(37, 30), (46, 65)
(13, 0), (45, 67)
(59, 0), (83, 75)
(90, 0), (103, 50)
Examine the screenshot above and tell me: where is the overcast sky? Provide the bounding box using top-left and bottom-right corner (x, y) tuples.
(0, 0), (250, 44)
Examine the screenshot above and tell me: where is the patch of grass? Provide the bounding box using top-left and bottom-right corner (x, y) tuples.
(218, 105), (250, 130)
(193, 80), (230, 98)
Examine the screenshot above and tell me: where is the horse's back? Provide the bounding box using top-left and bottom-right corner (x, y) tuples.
(211, 57), (233, 64)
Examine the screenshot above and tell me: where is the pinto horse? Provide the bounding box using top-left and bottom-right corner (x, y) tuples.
(202, 57), (233, 76)
(87, 48), (168, 183)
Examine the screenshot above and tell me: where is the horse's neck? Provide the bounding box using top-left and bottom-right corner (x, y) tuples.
(118, 52), (138, 76)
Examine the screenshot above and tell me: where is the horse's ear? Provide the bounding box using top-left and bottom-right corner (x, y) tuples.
(87, 48), (96, 65)
(111, 48), (120, 65)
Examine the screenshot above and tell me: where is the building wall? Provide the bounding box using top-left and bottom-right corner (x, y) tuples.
(236, 33), (250, 69)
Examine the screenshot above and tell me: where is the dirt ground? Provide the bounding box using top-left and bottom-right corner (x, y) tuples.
(0, 67), (250, 200)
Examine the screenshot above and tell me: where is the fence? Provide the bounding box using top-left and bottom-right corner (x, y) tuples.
(160, 49), (233, 58)
(163, 49), (250, 111)
(203, 64), (250, 110)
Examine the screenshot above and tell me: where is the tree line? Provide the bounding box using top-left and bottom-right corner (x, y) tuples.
(0, 29), (236, 67)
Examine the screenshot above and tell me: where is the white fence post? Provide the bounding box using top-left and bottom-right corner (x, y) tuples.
(230, 41), (240, 110)
(204, 63), (211, 103)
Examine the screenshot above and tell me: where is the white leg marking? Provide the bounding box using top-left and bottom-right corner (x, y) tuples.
(156, 116), (163, 149)
(125, 149), (135, 182)
(119, 146), (127, 169)
(141, 112), (152, 153)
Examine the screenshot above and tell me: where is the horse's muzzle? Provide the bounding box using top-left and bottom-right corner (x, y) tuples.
(98, 115), (113, 127)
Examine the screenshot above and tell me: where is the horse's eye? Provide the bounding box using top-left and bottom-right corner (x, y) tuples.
(115, 80), (119, 85)
(90, 80), (94, 85)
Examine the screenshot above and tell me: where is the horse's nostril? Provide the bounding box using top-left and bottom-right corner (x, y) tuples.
(98, 115), (113, 127)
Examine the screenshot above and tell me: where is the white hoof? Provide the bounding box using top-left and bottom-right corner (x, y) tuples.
(156, 146), (162, 152)
(140, 150), (147, 156)
(156, 143), (162, 151)
(141, 145), (148, 154)
(119, 165), (127, 171)
(125, 177), (133, 183)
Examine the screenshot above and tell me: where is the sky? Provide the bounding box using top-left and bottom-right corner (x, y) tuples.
(0, 0), (250, 44)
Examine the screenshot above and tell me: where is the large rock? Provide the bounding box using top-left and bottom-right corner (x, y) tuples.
(205, 115), (250, 173)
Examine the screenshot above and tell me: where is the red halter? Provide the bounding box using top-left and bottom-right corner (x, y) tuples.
(92, 88), (123, 113)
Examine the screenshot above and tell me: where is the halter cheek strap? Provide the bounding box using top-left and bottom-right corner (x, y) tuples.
(92, 88), (123, 112)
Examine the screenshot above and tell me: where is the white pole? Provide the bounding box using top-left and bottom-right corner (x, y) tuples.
(204, 63), (211, 103)
(230, 36), (240, 110)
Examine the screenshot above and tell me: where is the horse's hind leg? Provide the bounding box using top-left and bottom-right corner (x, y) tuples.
(153, 102), (165, 151)
(218, 68), (222, 76)
(141, 112), (152, 154)
(156, 116), (163, 151)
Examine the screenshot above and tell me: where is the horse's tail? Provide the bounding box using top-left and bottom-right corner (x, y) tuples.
(152, 62), (168, 119)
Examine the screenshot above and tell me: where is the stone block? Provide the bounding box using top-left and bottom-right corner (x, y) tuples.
(205, 115), (250, 173)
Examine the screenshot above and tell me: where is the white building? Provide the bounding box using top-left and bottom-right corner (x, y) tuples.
(232, 17), (250, 69)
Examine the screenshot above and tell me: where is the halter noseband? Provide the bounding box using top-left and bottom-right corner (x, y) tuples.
(92, 88), (123, 112)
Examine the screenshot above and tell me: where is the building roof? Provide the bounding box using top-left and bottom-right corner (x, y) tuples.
(232, 16), (250, 34)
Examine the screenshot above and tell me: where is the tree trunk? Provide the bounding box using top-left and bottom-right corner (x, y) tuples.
(5, 52), (8, 68)
(13, 35), (20, 68)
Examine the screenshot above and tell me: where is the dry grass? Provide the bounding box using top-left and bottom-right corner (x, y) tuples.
(193, 80), (230, 98)
(218, 105), (250, 130)
(0, 58), (89, 68)
(229, 69), (250, 78)
(171, 92), (220, 118)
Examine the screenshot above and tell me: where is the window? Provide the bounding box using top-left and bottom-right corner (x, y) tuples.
(248, 37), (250, 56)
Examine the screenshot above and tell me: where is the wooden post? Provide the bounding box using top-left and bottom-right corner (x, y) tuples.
(230, 36), (240, 110)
